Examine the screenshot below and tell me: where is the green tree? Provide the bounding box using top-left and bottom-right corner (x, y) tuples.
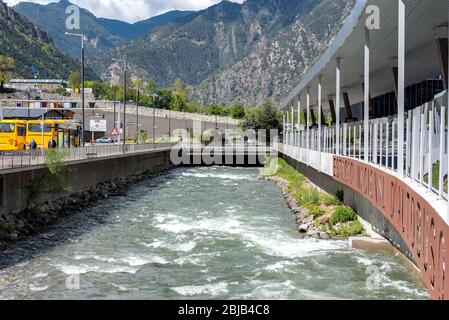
(228, 104), (246, 119)
(68, 71), (81, 89)
(204, 103), (227, 116)
(146, 82), (157, 95)
(157, 88), (173, 109)
(242, 103), (282, 131)
(0, 55), (14, 90)
(171, 79), (190, 111)
(241, 103), (282, 144)
(134, 79), (143, 90)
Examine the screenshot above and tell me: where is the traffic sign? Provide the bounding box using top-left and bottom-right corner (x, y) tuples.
(111, 127), (119, 136)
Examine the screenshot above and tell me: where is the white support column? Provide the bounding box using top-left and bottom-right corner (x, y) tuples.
(287, 109), (291, 150)
(373, 120), (378, 164)
(291, 103), (295, 153)
(386, 122), (390, 169)
(353, 125), (356, 158)
(428, 107), (434, 191)
(406, 111), (412, 176)
(364, 28), (370, 162)
(397, 0), (405, 176)
(359, 124), (362, 160)
(307, 88), (311, 165)
(285, 111), (288, 148)
(420, 107), (426, 185)
(336, 58), (341, 155)
(380, 122), (383, 166)
(283, 112), (286, 146)
(439, 107), (445, 198)
(447, 0), (449, 222)
(297, 97), (301, 158)
(318, 76), (322, 170)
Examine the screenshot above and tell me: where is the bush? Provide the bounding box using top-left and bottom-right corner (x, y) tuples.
(297, 187), (321, 207)
(338, 220), (364, 237)
(321, 194), (341, 206)
(305, 204), (325, 218)
(330, 206), (357, 225)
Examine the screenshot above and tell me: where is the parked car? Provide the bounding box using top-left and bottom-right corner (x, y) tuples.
(95, 137), (113, 144)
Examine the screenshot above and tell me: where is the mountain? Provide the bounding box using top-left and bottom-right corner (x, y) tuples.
(193, 0), (355, 106)
(94, 0), (354, 106)
(98, 11), (195, 40)
(0, 0), (85, 79)
(14, 0), (195, 60)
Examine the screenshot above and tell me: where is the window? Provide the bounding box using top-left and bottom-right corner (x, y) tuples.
(28, 124), (52, 133)
(18, 125), (26, 137)
(0, 124), (15, 133)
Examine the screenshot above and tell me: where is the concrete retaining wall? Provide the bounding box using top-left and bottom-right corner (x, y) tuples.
(0, 149), (172, 215)
(282, 154), (414, 263)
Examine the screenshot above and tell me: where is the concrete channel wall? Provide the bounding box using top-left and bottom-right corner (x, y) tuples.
(282, 152), (449, 300)
(0, 149), (172, 215)
(281, 154), (414, 262)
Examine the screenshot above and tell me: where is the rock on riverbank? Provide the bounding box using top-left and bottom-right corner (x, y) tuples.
(265, 176), (329, 240)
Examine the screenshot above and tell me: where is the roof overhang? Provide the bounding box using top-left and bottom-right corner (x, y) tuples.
(281, 0), (448, 110)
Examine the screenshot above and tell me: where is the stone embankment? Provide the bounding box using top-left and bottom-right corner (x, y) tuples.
(0, 167), (174, 249)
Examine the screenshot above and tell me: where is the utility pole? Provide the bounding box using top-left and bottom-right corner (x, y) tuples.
(152, 93), (158, 145)
(136, 87), (140, 135)
(112, 58), (127, 151)
(123, 60), (127, 153)
(113, 84), (117, 136)
(65, 32), (85, 147)
(82, 38), (85, 146)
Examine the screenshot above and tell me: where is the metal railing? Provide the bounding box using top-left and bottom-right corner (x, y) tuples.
(0, 143), (175, 171)
(283, 91), (449, 201)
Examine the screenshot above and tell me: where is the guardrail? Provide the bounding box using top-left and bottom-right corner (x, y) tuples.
(0, 143), (176, 171)
(283, 92), (449, 202)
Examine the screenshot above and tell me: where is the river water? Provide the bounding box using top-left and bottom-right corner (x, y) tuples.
(0, 166), (429, 300)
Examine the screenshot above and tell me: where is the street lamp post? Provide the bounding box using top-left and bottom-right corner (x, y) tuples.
(152, 93), (158, 145)
(65, 32), (85, 147)
(112, 58), (127, 153)
(123, 61), (127, 152)
(136, 87), (140, 135)
(113, 84), (117, 132)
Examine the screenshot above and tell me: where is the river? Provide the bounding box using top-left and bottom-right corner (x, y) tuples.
(0, 166), (429, 300)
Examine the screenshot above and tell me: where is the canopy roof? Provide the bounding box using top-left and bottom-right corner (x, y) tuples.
(281, 0), (448, 110)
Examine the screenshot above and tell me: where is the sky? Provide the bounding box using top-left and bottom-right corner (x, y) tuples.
(4, 0), (245, 23)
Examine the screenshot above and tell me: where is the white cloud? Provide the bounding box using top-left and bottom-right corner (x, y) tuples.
(5, 0), (245, 23)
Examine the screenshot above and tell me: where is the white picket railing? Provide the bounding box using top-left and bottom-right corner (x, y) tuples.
(283, 91), (449, 200)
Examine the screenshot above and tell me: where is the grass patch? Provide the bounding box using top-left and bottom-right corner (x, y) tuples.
(336, 220), (364, 237)
(261, 157), (306, 191)
(296, 187), (322, 207)
(304, 204), (325, 219)
(321, 193), (342, 206)
(263, 157), (364, 238)
(330, 206), (357, 225)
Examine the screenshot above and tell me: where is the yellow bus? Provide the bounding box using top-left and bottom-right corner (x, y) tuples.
(26, 120), (81, 149)
(0, 120), (27, 151)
